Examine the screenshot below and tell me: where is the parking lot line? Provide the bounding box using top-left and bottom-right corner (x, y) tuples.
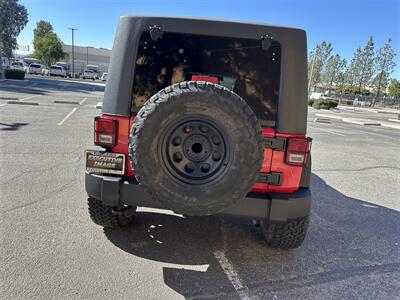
(0, 103), (7, 107)
(58, 107), (77, 126)
(79, 97), (88, 105)
(214, 250), (251, 300)
(20, 95), (41, 101)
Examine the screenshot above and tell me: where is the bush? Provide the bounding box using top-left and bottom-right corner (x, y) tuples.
(308, 99), (314, 107)
(5, 69), (25, 80)
(312, 98), (338, 110)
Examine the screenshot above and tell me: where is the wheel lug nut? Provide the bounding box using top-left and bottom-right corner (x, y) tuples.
(212, 136), (220, 145)
(183, 126), (193, 134)
(173, 152), (182, 162)
(199, 125), (209, 133)
(185, 163), (195, 173)
(212, 151), (221, 161)
(172, 136), (182, 146)
(201, 163), (210, 172)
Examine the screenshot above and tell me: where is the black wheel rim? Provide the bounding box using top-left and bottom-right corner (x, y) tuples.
(159, 115), (231, 185)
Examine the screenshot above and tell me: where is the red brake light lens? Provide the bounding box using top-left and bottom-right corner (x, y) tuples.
(94, 117), (117, 147)
(285, 138), (312, 166)
(191, 75), (220, 84)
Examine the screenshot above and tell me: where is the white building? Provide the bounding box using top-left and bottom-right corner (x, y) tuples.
(62, 44), (111, 74)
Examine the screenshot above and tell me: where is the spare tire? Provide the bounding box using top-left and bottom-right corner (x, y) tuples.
(129, 81), (263, 215)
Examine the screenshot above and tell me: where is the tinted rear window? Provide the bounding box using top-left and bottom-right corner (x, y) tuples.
(132, 31), (281, 124)
(30, 64), (40, 68)
(51, 66), (61, 70)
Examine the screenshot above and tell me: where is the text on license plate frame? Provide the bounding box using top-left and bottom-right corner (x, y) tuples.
(85, 150), (125, 175)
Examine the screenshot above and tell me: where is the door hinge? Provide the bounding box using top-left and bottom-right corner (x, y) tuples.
(257, 172), (282, 186)
(263, 137), (286, 151)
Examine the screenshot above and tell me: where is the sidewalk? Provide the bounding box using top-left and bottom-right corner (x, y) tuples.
(311, 107), (400, 130)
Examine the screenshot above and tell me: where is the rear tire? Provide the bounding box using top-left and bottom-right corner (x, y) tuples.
(87, 197), (136, 228)
(262, 217), (309, 249)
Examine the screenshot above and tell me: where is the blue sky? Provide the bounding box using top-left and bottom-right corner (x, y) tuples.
(17, 0), (400, 78)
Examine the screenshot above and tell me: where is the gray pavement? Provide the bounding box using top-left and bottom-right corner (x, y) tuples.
(1, 77), (399, 299)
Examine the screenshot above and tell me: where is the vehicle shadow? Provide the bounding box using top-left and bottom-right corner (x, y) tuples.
(0, 122), (29, 131)
(103, 174), (400, 299)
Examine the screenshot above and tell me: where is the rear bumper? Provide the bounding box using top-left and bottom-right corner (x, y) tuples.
(85, 172), (311, 222)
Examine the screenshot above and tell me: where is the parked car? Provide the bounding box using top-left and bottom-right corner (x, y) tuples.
(41, 66), (49, 76)
(86, 64), (99, 78)
(1, 57), (11, 69)
(28, 63), (43, 75)
(10, 61), (25, 71)
(55, 62), (71, 77)
(85, 17), (312, 249)
(49, 65), (67, 77)
(82, 69), (96, 80)
(100, 72), (108, 81)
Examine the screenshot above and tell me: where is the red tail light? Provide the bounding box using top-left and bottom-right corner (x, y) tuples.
(285, 137), (312, 166)
(191, 75), (220, 84)
(94, 116), (117, 147)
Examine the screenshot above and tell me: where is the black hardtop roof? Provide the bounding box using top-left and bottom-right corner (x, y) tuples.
(120, 15), (304, 32)
(103, 15), (308, 134)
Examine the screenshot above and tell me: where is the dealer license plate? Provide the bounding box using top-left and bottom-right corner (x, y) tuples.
(85, 150), (125, 175)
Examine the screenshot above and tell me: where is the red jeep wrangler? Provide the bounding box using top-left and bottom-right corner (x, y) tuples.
(85, 16), (312, 249)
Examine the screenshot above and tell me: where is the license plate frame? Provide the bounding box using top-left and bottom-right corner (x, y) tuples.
(85, 150), (125, 175)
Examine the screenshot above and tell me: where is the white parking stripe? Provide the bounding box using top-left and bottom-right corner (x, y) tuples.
(20, 95), (41, 101)
(79, 97), (87, 105)
(58, 108), (77, 126)
(0, 103), (7, 107)
(214, 251), (251, 300)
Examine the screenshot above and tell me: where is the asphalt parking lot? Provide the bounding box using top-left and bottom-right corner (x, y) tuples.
(1, 76), (399, 299)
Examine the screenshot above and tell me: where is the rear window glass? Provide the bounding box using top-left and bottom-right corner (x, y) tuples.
(51, 66), (61, 70)
(131, 31), (281, 124)
(30, 64), (40, 68)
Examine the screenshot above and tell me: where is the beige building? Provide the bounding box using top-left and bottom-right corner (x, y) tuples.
(62, 44), (111, 74)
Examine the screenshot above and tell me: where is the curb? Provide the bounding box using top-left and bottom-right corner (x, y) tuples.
(314, 117), (331, 123)
(381, 123), (400, 130)
(342, 119), (381, 126)
(54, 100), (80, 105)
(315, 113), (344, 120)
(7, 100), (39, 106)
(0, 96), (19, 100)
(388, 118), (400, 123)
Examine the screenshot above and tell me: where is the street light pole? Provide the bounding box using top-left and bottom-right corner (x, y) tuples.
(68, 28), (77, 77)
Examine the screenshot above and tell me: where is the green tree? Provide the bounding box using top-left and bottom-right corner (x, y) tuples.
(308, 41), (332, 92)
(32, 21), (66, 66)
(388, 79), (400, 98)
(0, 0), (28, 57)
(323, 54), (346, 90)
(354, 37), (375, 94)
(33, 32), (66, 66)
(33, 20), (53, 43)
(335, 59), (348, 92)
(345, 52), (360, 93)
(373, 39), (396, 99)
